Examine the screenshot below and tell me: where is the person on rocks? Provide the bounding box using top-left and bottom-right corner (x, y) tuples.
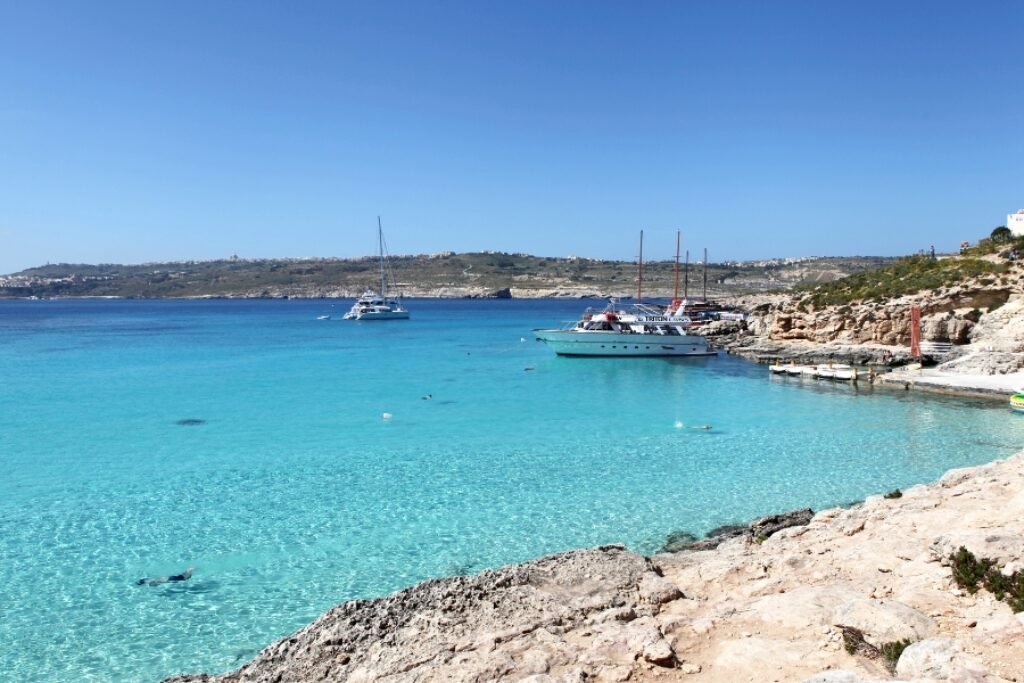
(137, 567), (195, 586)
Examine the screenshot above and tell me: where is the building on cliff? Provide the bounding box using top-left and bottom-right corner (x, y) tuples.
(1009, 209), (1024, 236)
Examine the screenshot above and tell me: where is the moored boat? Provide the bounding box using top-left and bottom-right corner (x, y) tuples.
(1010, 393), (1024, 412)
(534, 230), (716, 358)
(343, 217), (410, 321)
(534, 303), (716, 357)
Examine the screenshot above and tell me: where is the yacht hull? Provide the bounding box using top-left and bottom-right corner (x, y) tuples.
(343, 310), (410, 321)
(533, 329), (716, 357)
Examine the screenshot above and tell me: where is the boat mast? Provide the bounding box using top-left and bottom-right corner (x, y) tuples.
(637, 230), (644, 303)
(378, 216), (386, 297)
(703, 247), (708, 301)
(684, 249), (689, 299)
(673, 230), (681, 304)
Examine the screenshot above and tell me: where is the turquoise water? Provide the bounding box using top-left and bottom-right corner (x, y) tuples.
(1, 299), (1021, 682)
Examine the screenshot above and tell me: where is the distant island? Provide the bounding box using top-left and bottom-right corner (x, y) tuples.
(0, 252), (895, 300)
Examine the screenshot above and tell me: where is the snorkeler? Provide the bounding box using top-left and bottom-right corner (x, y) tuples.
(136, 567), (195, 586)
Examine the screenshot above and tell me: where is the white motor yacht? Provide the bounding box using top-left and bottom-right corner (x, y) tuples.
(534, 301), (715, 357)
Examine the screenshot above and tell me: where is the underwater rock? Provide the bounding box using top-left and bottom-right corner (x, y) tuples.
(660, 530), (698, 553)
(689, 523), (748, 551)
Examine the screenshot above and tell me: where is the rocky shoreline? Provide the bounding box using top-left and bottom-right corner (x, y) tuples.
(165, 454), (1023, 683)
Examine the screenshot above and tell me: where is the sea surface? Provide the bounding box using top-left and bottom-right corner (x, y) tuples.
(2, 298), (1022, 682)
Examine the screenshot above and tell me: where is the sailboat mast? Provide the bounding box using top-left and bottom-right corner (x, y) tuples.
(378, 216), (386, 297)
(684, 250), (689, 298)
(673, 230), (681, 303)
(703, 247), (708, 301)
(637, 230), (644, 303)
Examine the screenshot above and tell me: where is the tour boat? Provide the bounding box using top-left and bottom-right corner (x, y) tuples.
(343, 218), (410, 321)
(534, 231), (716, 358)
(533, 302), (716, 357)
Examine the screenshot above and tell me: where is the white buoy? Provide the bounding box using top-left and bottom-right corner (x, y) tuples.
(382, 412), (393, 421)
(674, 420), (684, 429)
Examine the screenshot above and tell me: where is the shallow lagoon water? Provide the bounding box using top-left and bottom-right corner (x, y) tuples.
(1, 298), (1022, 681)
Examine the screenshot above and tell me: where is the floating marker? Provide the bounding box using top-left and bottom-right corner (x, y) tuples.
(674, 420), (684, 429)
(382, 412), (393, 421)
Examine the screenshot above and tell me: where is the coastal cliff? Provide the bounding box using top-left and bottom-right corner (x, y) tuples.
(724, 255), (1024, 377)
(165, 455), (1024, 683)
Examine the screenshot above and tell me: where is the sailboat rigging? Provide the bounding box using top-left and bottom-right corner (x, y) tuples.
(342, 217), (410, 321)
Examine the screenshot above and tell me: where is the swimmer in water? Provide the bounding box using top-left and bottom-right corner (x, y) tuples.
(136, 567), (195, 586)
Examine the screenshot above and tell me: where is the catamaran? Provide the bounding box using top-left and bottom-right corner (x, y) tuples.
(533, 231), (717, 357)
(343, 218), (410, 321)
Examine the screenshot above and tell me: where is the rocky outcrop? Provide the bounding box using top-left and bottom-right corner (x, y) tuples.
(165, 546), (683, 683)
(726, 262), (1024, 377)
(747, 294), (1000, 348)
(660, 509), (813, 553)
(167, 454), (1024, 683)
(464, 287), (513, 299)
(726, 337), (915, 366)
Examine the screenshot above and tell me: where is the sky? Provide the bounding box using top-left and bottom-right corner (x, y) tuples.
(1, 0), (1022, 273)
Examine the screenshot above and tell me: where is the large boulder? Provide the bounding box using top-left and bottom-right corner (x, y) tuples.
(831, 598), (936, 644)
(894, 637), (987, 680)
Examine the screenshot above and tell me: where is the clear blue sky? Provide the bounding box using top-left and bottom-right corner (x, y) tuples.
(1, 1), (1022, 273)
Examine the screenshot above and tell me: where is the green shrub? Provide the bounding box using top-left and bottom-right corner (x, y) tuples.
(949, 547), (1024, 612)
(880, 639), (912, 672)
(797, 255), (1007, 307)
(951, 546), (993, 593)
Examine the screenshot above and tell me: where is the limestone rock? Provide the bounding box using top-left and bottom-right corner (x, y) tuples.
(641, 637), (676, 667)
(832, 598), (936, 643)
(164, 452), (1024, 683)
(894, 637), (986, 680)
(749, 586), (862, 630)
(638, 574), (683, 606)
(164, 545), (659, 683)
(798, 671), (888, 683)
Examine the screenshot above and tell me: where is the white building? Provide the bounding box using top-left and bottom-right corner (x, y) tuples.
(1009, 209), (1024, 236)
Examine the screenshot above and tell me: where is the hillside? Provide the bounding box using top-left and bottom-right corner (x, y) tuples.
(0, 253), (895, 299)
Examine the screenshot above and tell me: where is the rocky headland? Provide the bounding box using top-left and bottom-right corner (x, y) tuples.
(705, 254), (1024, 398)
(165, 454), (1024, 683)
